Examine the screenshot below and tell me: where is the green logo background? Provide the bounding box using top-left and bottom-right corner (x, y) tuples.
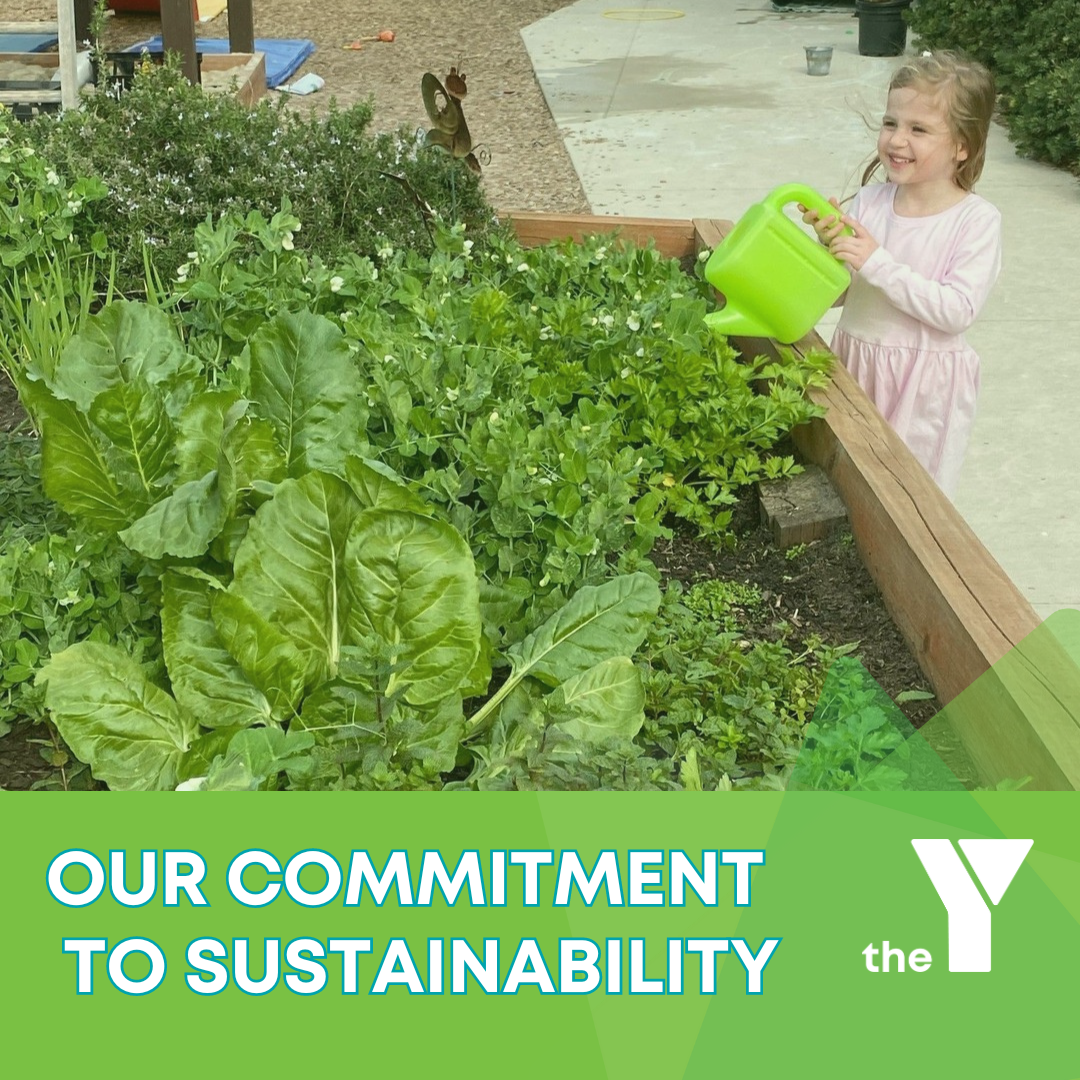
(2, 791), (1078, 1078)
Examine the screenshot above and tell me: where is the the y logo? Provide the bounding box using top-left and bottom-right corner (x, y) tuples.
(911, 838), (1033, 972)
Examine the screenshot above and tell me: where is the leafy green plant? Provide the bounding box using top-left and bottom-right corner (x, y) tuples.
(637, 579), (843, 790)
(0, 524), (160, 739)
(788, 657), (963, 791)
(0, 110), (110, 392)
(37, 478), (661, 790)
(7, 199), (839, 791)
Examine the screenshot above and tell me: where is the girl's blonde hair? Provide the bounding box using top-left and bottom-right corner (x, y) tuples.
(862, 51), (996, 191)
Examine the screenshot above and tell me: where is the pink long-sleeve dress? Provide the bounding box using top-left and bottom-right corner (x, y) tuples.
(830, 182), (1002, 497)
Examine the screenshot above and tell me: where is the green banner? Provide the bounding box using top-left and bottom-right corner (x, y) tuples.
(2, 790), (1079, 1078)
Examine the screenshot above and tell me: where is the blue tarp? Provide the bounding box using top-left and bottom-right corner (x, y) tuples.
(129, 36), (315, 89)
(0, 32), (59, 53)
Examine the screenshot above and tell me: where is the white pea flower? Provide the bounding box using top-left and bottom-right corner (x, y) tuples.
(600, 314), (614, 328)
(489, 410), (500, 424)
(377, 243), (394, 260)
(636, 347), (645, 357)
(633, 291), (642, 301)
(46, 169), (59, 185)
(596, 246), (607, 260)
(652, 320), (662, 329)
(516, 262), (529, 273)
(330, 275), (344, 293)
(621, 366), (632, 378)
(446, 387), (459, 402)
(176, 263), (190, 282)
(698, 249), (710, 262)
(626, 314), (641, 332)
(463, 239), (473, 253)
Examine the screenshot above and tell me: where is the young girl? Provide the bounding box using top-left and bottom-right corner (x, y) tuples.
(803, 52), (1001, 498)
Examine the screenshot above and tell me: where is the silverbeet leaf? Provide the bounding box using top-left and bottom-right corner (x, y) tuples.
(345, 456), (432, 515)
(248, 310), (367, 477)
(175, 389), (243, 484)
(36, 642), (198, 791)
(550, 656), (646, 743)
(223, 471), (362, 692)
(48, 300), (196, 413)
(200, 728), (316, 791)
(88, 379), (174, 502)
(210, 590), (308, 718)
(345, 508), (482, 706)
(119, 471), (229, 559)
(29, 386), (136, 530)
(508, 572), (661, 686)
(161, 569), (273, 729)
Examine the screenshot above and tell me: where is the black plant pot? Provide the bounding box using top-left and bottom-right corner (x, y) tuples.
(856, 0), (911, 57)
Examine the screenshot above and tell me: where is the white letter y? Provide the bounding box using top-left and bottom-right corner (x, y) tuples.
(911, 838), (1032, 972)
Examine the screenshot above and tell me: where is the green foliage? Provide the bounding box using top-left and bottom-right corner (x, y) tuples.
(0, 523), (161, 738)
(0, 111), (110, 389)
(637, 579), (844, 790)
(36, 481), (661, 790)
(160, 211), (830, 620)
(789, 657), (963, 791)
(23, 59), (494, 294)
(4, 190), (839, 791)
(908, 0), (1080, 172)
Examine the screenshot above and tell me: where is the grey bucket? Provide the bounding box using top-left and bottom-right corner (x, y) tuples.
(804, 45), (834, 76)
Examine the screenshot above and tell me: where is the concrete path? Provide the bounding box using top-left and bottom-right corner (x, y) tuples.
(522, 0), (1079, 622)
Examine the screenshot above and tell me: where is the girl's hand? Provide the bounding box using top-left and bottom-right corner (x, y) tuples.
(828, 215), (879, 271)
(798, 198), (846, 245)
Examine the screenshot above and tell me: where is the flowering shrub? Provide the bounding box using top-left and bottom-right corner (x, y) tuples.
(23, 61), (494, 293)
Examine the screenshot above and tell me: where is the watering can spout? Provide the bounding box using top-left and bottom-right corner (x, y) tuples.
(703, 306), (772, 340)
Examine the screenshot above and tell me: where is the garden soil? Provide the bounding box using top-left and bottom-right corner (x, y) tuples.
(1, 0), (937, 789)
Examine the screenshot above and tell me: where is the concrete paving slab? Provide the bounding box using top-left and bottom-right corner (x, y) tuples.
(523, 0), (1080, 622)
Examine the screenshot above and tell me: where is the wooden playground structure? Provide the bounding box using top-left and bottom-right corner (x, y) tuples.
(0, 0), (255, 112)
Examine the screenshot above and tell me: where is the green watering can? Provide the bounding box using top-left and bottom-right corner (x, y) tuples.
(703, 183), (852, 344)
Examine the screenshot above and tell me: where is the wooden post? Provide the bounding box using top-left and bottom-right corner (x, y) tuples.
(57, 0), (80, 110)
(228, 0), (255, 54)
(160, 0), (200, 85)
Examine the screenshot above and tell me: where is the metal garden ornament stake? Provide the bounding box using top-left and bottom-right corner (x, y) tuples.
(422, 65), (490, 218)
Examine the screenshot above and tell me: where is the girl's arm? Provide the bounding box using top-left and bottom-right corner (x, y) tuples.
(834, 205), (1002, 335)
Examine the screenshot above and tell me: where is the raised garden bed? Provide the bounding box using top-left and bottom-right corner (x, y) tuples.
(504, 209), (1080, 791)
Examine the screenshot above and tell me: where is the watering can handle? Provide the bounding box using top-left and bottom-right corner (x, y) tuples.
(764, 183), (854, 237)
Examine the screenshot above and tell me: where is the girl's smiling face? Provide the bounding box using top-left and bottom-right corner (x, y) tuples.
(878, 86), (968, 194)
